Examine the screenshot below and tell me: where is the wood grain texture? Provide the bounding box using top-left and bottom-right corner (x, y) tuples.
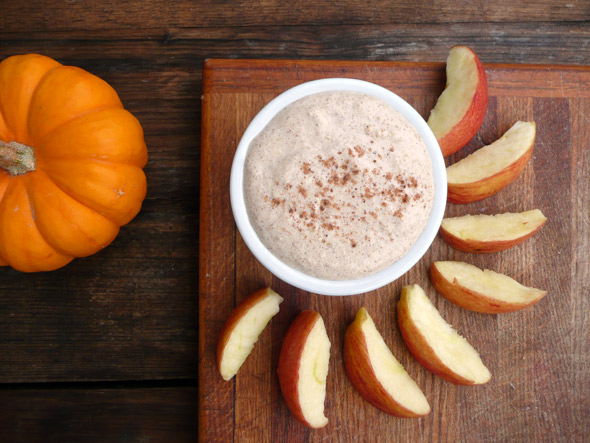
(0, 46), (200, 382)
(2, 0), (589, 31)
(0, 386), (197, 442)
(10, 9), (587, 392)
(199, 59), (590, 442)
(2, 21), (590, 66)
(1, 0), (589, 440)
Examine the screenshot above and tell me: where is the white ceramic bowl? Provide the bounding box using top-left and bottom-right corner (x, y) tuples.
(230, 78), (446, 296)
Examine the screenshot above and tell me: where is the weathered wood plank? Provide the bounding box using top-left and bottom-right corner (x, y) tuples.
(0, 387), (197, 442)
(198, 92), (238, 443)
(2, 21), (590, 67)
(568, 98), (590, 438)
(2, 0), (589, 32)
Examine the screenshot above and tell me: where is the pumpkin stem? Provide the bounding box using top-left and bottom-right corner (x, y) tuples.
(0, 140), (37, 175)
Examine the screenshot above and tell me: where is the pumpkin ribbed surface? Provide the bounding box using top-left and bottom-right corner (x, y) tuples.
(0, 54), (147, 272)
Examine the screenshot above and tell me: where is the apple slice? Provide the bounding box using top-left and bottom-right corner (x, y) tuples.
(217, 287), (284, 381)
(397, 284), (491, 385)
(440, 209), (547, 253)
(430, 261), (547, 314)
(447, 121), (536, 203)
(427, 45), (488, 157)
(278, 310), (331, 428)
(344, 307), (430, 417)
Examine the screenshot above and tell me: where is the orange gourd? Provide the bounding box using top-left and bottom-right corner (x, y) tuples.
(0, 54), (148, 272)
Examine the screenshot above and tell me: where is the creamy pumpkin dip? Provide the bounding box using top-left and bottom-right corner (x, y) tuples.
(244, 91), (434, 280)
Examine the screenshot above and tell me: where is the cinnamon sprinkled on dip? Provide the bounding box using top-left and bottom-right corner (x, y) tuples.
(244, 91), (434, 280)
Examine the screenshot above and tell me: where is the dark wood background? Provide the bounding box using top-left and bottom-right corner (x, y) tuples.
(1, 1), (589, 441)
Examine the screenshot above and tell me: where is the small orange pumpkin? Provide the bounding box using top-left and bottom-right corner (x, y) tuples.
(0, 54), (147, 272)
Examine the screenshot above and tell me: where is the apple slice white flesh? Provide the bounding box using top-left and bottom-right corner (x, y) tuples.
(440, 209), (547, 253)
(344, 307), (430, 417)
(427, 45), (488, 157)
(278, 310), (331, 428)
(430, 261), (547, 314)
(217, 287), (283, 381)
(397, 284), (491, 385)
(447, 121), (536, 203)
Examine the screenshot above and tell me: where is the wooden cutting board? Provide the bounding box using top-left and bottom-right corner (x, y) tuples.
(199, 59), (590, 442)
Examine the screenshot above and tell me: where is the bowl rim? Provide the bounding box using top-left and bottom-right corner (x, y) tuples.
(230, 78), (446, 296)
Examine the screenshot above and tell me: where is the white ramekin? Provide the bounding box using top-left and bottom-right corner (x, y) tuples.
(230, 78), (446, 296)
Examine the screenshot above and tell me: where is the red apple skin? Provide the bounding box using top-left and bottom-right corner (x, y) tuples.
(216, 287), (276, 373)
(429, 262), (547, 314)
(439, 217), (546, 253)
(344, 312), (428, 417)
(277, 310), (325, 428)
(437, 46), (488, 157)
(397, 295), (479, 385)
(447, 142), (534, 203)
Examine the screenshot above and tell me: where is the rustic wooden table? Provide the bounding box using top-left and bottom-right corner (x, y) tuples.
(1, 1), (589, 442)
